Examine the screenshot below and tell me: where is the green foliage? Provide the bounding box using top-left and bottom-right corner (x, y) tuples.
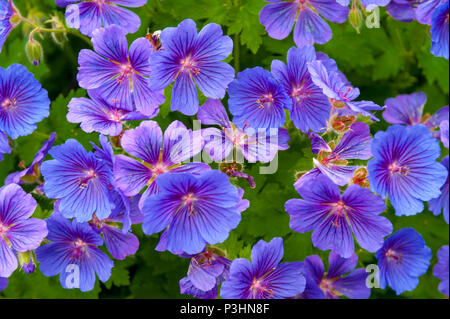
(0, 0), (448, 300)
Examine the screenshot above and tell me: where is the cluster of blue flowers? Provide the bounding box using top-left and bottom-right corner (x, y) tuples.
(0, 0), (449, 299)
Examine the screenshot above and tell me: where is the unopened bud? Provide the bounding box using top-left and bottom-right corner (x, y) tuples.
(349, 6), (363, 34)
(329, 114), (357, 134)
(25, 38), (43, 66)
(350, 167), (370, 189)
(18, 251), (36, 274)
(146, 30), (162, 51)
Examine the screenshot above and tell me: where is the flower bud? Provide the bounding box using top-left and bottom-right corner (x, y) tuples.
(350, 167), (370, 189)
(25, 38), (43, 66)
(349, 6), (363, 34)
(49, 14), (68, 45)
(18, 251), (36, 274)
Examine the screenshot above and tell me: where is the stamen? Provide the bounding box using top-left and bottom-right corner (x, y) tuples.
(180, 56), (200, 75)
(79, 169), (97, 189)
(1, 98), (17, 110)
(388, 162), (409, 176)
(256, 94), (274, 109)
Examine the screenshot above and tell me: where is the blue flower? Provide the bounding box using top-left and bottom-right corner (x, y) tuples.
(0, 277), (7, 291)
(220, 237), (305, 299)
(375, 228), (432, 295)
(0, 64), (50, 139)
(433, 245), (449, 297)
(0, 183), (47, 278)
(367, 124), (448, 216)
(259, 0), (349, 47)
(286, 174), (392, 258)
(299, 252), (371, 299)
(41, 139), (115, 222)
(35, 212), (114, 292)
(55, 0), (146, 37)
(271, 46), (330, 133)
(430, 1), (449, 59)
(77, 25), (164, 116)
(149, 19), (235, 116)
(141, 170), (247, 255)
(228, 67), (292, 129)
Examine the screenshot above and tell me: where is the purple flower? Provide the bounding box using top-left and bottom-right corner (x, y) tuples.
(56, 0), (146, 37)
(5, 132), (56, 185)
(0, 183), (47, 278)
(286, 174), (392, 258)
(41, 139), (115, 222)
(430, 1), (449, 59)
(35, 213), (114, 292)
(375, 228), (431, 295)
(220, 237), (305, 299)
(295, 122), (372, 188)
(67, 90), (151, 136)
(179, 247), (231, 299)
(0, 64), (50, 139)
(199, 99), (290, 163)
(367, 124), (448, 216)
(299, 252), (370, 299)
(77, 25), (164, 116)
(428, 156), (449, 224)
(386, 0), (421, 22)
(228, 67), (292, 129)
(0, 277), (7, 291)
(308, 60), (383, 121)
(259, 0), (349, 47)
(441, 120), (449, 148)
(433, 245), (449, 296)
(271, 46), (331, 133)
(141, 170), (247, 255)
(0, 131), (11, 161)
(0, 0), (19, 52)
(114, 120), (209, 209)
(416, 0), (444, 25)
(149, 19), (234, 116)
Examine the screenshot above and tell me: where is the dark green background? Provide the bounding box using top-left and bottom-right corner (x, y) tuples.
(0, 0), (448, 298)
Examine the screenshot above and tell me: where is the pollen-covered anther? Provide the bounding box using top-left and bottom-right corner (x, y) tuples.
(180, 57), (200, 75)
(117, 63), (134, 83)
(251, 278), (274, 297)
(79, 169), (97, 189)
(0, 222), (8, 237)
(1, 98), (17, 110)
(385, 249), (402, 264)
(388, 162), (409, 176)
(182, 193), (197, 214)
(256, 93), (274, 108)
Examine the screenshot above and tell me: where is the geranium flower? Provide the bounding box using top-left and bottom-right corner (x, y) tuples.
(0, 64), (50, 139)
(220, 237), (305, 299)
(259, 0), (349, 47)
(0, 0), (19, 52)
(148, 19), (235, 115)
(375, 228), (432, 295)
(228, 67), (292, 129)
(271, 46), (331, 133)
(430, 1), (449, 59)
(0, 183), (47, 278)
(141, 170), (247, 255)
(298, 252), (371, 299)
(286, 174), (392, 258)
(367, 124), (448, 216)
(77, 25), (164, 116)
(41, 139), (115, 222)
(35, 212), (114, 292)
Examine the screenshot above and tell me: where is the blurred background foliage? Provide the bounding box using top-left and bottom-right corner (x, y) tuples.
(0, 0), (448, 299)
